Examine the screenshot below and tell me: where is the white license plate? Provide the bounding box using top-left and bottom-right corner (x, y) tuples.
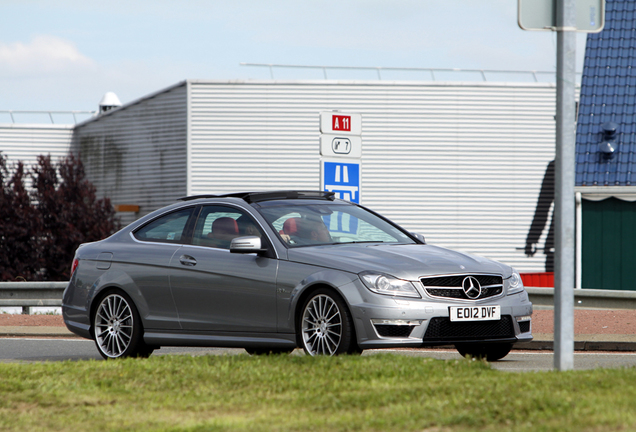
(449, 305), (501, 322)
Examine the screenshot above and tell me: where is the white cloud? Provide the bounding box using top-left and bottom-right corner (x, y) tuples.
(0, 35), (95, 76)
(0, 35), (181, 110)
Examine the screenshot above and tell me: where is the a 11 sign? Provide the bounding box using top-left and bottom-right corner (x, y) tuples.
(332, 115), (351, 131)
(320, 112), (362, 136)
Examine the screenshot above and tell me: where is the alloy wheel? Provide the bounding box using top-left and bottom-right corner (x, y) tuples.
(94, 293), (134, 358)
(301, 294), (343, 355)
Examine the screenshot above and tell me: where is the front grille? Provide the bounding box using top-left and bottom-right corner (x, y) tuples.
(374, 325), (415, 338)
(423, 316), (514, 341)
(518, 320), (531, 333)
(420, 274), (503, 300)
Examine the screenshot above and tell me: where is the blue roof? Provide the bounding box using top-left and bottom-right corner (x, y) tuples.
(576, 0), (636, 186)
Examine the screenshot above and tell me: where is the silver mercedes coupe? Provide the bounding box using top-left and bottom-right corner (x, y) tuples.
(62, 191), (533, 360)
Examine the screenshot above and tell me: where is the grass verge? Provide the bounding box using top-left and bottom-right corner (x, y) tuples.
(1, 353), (635, 431)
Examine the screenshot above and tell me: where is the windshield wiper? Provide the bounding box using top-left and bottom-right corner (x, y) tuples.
(293, 240), (388, 247)
(331, 240), (385, 245)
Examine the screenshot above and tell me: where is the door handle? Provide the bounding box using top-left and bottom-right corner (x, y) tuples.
(179, 255), (197, 266)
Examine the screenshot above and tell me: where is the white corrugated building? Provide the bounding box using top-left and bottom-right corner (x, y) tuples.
(67, 79), (557, 273)
(0, 124), (74, 170)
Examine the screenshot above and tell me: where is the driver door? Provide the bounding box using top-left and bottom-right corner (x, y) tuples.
(168, 205), (279, 332)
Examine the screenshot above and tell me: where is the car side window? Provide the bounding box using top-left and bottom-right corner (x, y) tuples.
(192, 206), (264, 249)
(134, 208), (195, 244)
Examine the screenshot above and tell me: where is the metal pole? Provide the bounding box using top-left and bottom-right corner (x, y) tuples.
(554, 0), (576, 371)
(575, 191), (582, 289)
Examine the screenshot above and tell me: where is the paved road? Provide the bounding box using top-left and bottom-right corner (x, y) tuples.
(2, 338), (636, 371)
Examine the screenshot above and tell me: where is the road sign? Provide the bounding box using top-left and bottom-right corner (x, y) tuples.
(518, 0), (605, 32)
(320, 112), (362, 135)
(320, 134), (362, 158)
(319, 111), (362, 202)
(321, 159), (360, 204)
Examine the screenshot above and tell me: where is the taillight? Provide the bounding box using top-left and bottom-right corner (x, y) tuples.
(70, 258), (79, 276)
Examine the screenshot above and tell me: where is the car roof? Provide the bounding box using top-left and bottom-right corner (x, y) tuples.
(177, 190), (337, 204)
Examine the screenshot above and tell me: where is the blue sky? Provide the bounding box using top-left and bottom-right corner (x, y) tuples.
(0, 0), (587, 112)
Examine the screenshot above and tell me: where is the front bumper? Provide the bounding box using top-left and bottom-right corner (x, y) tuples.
(342, 280), (533, 350)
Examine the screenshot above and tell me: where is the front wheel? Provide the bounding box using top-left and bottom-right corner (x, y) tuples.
(455, 342), (513, 362)
(93, 291), (153, 359)
(299, 288), (358, 356)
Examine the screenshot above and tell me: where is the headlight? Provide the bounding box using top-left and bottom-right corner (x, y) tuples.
(507, 269), (524, 295)
(359, 272), (421, 298)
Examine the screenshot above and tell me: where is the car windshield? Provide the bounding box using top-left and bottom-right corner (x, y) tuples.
(256, 201), (417, 247)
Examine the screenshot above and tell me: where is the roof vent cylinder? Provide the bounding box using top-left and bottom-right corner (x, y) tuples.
(599, 122), (619, 160)
(98, 92), (122, 114)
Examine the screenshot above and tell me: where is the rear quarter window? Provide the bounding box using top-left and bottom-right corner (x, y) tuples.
(134, 208), (194, 243)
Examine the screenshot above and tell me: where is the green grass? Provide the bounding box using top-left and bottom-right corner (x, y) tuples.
(1, 354), (635, 431)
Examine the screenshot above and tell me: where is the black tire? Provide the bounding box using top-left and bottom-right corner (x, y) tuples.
(298, 288), (359, 356)
(245, 347), (294, 355)
(92, 290), (154, 359)
(455, 342), (513, 362)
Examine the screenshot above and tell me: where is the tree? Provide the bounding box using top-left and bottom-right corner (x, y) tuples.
(0, 154), (42, 280)
(0, 153), (118, 281)
(30, 154), (118, 281)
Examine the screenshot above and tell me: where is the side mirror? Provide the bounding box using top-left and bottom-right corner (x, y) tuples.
(411, 232), (426, 244)
(230, 236), (267, 254)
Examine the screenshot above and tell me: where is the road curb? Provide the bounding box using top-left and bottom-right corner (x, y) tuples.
(511, 332), (636, 351)
(515, 340), (636, 352)
(0, 326), (78, 338)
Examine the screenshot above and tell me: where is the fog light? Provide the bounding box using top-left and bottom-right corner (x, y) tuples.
(516, 315), (532, 322)
(371, 319), (423, 326)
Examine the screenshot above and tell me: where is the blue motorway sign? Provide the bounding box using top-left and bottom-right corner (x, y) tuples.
(321, 160), (360, 204)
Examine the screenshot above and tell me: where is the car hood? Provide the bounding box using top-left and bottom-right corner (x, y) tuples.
(287, 243), (511, 281)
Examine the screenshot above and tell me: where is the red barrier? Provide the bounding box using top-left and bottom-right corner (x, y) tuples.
(519, 272), (554, 288)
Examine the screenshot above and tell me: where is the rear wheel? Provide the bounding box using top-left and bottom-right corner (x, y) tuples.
(93, 291), (154, 359)
(299, 288), (358, 356)
(455, 342), (513, 362)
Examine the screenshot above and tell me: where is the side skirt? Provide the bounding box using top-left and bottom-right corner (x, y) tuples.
(144, 330), (297, 349)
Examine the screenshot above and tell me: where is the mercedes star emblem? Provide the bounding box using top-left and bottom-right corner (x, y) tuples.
(462, 276), (482, 299)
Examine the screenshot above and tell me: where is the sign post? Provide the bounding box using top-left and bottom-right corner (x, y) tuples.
(319, 112), (362, 203)
(552, 0), (577, 373)
(518, 0), (605, 371)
